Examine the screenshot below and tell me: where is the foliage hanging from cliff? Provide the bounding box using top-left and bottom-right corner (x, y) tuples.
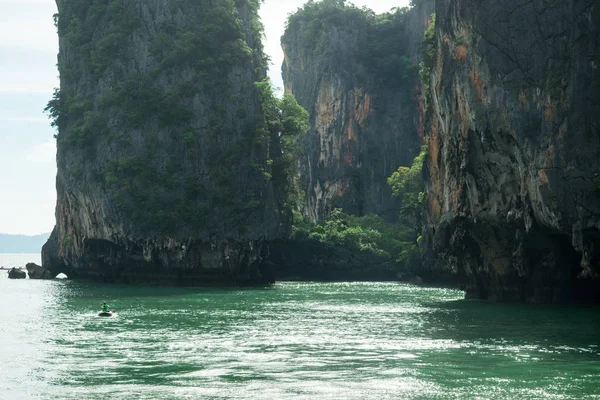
(388, 145), (427, 224)
(372, 144), (428, 269)
(283, 0), (416, 87)
(419, 14), (436, 102)
(256, 79), (310, 210)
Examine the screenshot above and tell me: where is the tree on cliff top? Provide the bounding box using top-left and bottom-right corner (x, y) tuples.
(283, 0), (414, 87)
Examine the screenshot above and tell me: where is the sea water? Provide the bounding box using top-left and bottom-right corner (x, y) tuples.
(1, 278), (599, 399)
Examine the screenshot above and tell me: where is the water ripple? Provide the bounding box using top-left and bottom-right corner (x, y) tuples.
(2, 279), (599, 399)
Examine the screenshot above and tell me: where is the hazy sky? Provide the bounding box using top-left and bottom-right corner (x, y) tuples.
(0, 0), (409, 235)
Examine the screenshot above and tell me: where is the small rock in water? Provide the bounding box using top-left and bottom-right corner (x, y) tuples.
(8, 268), (26, 279)
(55, 273), (68, 280)
(26, 263), (52, 280)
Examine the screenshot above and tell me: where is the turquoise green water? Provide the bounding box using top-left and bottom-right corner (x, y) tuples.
(2, 277), (599, 399)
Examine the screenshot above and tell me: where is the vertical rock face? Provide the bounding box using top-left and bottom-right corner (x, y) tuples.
(422, 0), (600, 302)
(43, 0), (289, 284)
(282, 1), (434, 222)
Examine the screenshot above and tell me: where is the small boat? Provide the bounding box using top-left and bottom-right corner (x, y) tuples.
(98, 311), (113, 317)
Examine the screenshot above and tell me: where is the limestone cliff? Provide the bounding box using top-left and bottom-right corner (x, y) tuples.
(421, 0), (600, 302)
(43, 0), (290, 284)
(282, 1), (434, 222)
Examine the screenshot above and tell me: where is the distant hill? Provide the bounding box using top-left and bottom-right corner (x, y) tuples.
(0, 233), (51, 253)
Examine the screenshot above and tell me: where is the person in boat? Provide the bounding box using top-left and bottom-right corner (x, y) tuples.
(101, 302), (110, 313)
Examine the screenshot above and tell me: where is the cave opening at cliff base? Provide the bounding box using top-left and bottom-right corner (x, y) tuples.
(525, 231), (599, 304)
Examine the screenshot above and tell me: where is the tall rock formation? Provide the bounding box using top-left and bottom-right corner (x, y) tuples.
(421, 0), (600, 302)
(282, 0), (434, 222)
(43, 0), (290, 284)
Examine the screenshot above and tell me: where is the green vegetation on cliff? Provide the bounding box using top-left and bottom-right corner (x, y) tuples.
(292, 144), (427, 273)
(419, 13), (436, 110)
(46, 0), (307, 237)
(288, 144), (427, 272)
(256, 80), (310, 212)
(292, 208), (420, 271)
(47, 0), (264, 145)
(388, 145), (427, 226)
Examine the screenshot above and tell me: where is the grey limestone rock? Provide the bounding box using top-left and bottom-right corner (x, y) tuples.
(421, 0), (600, 303)
(26, 263), (52, 280)
(44, 0), (288, 285)
(282, 1), (435, 222)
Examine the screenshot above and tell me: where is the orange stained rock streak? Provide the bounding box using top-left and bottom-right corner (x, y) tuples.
(414, 85), (426, 138)
(427, 118), (442, 217)
(343, 89), (371, 165)
(557, 121), (568, 140)
(470, 67), (487, 103)
(455, 83), (470, 132)
(544, 95), (556, 122)
(453, 186), (462, 208)
(429, 196), (442, 217)
(354, 89), (371, 126)
(346, 122), (355, 142)
(342, 142), (353, 167)
(436, 45), (443, 80)
(282, 42), (304, 72)
(538, 169), (549, 186)
(315, 81), (341, 130)
(429, 118), (439, 165)
(314, 80), (373, 170)
(519, 90), (528, 105)
(455, 44), (468, 61)
(503, 106), (510, 126)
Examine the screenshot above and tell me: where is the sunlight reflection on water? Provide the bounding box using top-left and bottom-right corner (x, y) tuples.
(1, 280), (599, 399)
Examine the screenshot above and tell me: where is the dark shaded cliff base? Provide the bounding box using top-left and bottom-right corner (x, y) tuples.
(269, 239), (406, 282)
(431, 220), (600, 304)
(44, 238), (405, 284)
(43, 234), (276, 286)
